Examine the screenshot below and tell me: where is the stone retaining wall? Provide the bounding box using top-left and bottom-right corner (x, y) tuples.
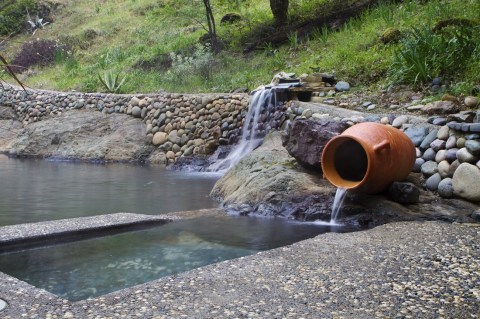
(0, 86), (258, 160)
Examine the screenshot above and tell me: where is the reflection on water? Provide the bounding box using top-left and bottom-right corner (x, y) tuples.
(0, 216), (353, 301)
(0, 154), (219, 226)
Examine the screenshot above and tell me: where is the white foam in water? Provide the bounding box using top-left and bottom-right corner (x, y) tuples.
(330, 187), (348, 223)
(207, 87), (273, 172)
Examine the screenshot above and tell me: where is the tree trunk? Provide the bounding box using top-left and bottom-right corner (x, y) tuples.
(270, 0), (289, 26)
(202, 0), (220, 53)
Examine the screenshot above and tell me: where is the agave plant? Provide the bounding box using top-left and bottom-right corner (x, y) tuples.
(0, 53), (25, 89)
(98, 70), (126, 93)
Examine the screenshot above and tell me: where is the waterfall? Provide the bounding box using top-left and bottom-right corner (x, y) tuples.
(330, 188), (347, 224)
(207, 87), (274, 172)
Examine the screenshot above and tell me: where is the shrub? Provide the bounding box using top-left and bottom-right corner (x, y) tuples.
(387, 24), (480, 86)
(0, 0), (36, 35)
(168, 44), (214, 84)
(11, 39), (70, 73)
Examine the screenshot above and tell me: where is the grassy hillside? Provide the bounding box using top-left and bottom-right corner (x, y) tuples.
(2, 0), (480, 94)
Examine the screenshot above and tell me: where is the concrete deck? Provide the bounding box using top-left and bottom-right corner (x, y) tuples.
(0, 212), (478, 318)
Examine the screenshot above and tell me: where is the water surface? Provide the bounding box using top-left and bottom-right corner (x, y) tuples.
(0, 155), (219, 226)
(0, 216), (351, 301)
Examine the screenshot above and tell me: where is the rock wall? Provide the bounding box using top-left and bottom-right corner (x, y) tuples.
(0, 86), (253, 161)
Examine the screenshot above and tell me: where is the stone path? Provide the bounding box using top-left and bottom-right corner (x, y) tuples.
(0, 220), (478, 318)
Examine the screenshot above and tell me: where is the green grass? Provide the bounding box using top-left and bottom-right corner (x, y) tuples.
(3, 0), (480, 94)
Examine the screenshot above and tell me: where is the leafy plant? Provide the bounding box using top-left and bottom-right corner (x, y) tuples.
(168, 43), (214, 84)
(387, 25), (480, 86)
(98, 70), (126, 93)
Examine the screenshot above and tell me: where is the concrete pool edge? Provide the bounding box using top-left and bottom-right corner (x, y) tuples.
(0, 209), (224, 253)
(0, 221), (477, 318)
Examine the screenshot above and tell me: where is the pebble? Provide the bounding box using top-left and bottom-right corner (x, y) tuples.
(430, 139), (446, 152)
(437, 178), (453, 198)
(464, 96), (479, 108)
(445, 136), (456, 149)
(413, 158), (425, 173)
(437, 160), (450, 178)
(465, 140), (480, 156)
(422, 148), (436, 161)
(436, 126), (449, 140)
(456, 148), (478, 163)
(421, 161), (438, 176)
(392, 115), (409, 128)
(419, 129), (439, 151)
(456, 137), (466, 148)
(425, 173), (442, 191)
(435, 150), (446, 163)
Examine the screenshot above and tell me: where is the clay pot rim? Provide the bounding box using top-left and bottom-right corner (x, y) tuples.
(322, 134), (373, 191)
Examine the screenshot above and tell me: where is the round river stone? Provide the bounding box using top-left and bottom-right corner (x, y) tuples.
(0, 298), (6, 311)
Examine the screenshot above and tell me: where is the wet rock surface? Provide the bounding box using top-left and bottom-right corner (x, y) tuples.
(281, 119), (348, 171)
(211, 131), (479, 224)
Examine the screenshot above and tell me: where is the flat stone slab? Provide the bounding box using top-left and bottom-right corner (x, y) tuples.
(0, 221), (478, 318)
(0, 213), (171, 250)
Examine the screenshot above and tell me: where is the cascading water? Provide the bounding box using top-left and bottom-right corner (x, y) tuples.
(207, 87), (276, 172)
(330, 187), (347, 224)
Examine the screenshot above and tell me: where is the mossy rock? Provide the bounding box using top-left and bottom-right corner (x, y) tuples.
(380, 27), (402, 44)
(220, 13), (242, 25)
(432, 18), (479, 32)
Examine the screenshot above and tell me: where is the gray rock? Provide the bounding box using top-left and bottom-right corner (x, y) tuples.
(387, 182), (420, 204)
(456, 147), (478, 163)
(282, 119), (349, 171)
(448, 159), (460, 176)
(465, 134), (480, 140)
(452, 163), (480, 201)
(392, 115), (408, 128)
(152, 132), (167, 146)
(436, 125), (449, 140)
(437, 160), (450, 178)
(445, 135), (456, 149)
(464, 96), (479, 108)
(419, 129), (439, 151)
(465, 140), (480, 156)
(421, 160), (438, 176)
(435, 150), (446, 163)
(438, 178), (453, 198)
(432, 117), (448, 125)
(131, 106), (142, 118)
(5, 111), (153, 162)
(425, 173), (442, 191)
(423, 101), (460, 115)
(413, 158), (425, 173)
(422, 148), (436, 161)
(335, 81), (350, 92)
(430, 139), (446, 152)
(404, 126), (428, 146)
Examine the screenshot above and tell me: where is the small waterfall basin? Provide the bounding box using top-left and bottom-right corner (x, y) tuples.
(0, 215), (356, 301)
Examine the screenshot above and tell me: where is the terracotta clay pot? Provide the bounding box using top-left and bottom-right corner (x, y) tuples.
(321, 122), (415, 194)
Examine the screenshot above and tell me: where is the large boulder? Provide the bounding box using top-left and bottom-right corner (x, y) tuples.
(6, 110), (154, 162)
(452, 163), (480, 201)
(0, 106), (22, 152)
(281, 119), (348, 171)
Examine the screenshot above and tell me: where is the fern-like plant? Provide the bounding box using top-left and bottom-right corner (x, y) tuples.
(98, 71), (126, 93)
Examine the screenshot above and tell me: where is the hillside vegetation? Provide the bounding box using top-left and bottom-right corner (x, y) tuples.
(1, 0), (479, 95)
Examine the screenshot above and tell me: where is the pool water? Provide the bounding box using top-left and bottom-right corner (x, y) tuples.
(0, 154), (219, 226)
(0, 216), (353, 301)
